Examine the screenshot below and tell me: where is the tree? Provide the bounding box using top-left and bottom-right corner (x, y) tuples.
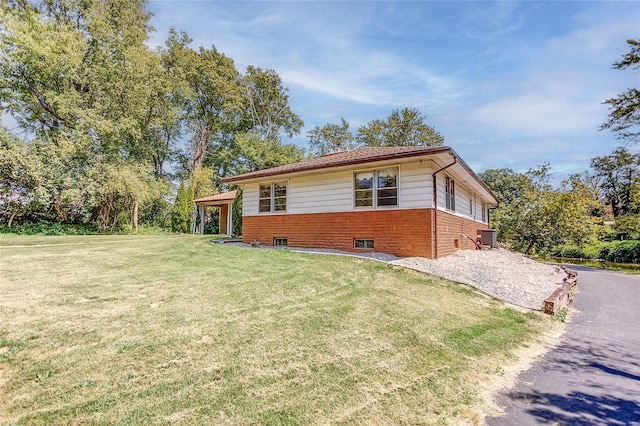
(478, 168), (528, 207)
(481, 166), (601, 255)
(217, 133), (306, 177)
(308, 118), (356, 156)
(0, 0), (178, 164)
(0, 1), (87, 133)
(170, 181), (194, 233)
(0, 128), (43, 226)
(590, 147), (640, 217)
(356, 108), (444, 147)
(239, 66), (304, 141)
(164, 29), (244, 173)
(601, 39), (640, 143)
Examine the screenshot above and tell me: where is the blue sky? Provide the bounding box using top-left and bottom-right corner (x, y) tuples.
(144, 1), (639, 181)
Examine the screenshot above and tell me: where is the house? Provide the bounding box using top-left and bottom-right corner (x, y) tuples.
(221, 146), (498, 258)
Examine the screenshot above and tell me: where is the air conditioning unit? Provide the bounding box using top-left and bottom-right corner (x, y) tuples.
(479, 229), (497, 248)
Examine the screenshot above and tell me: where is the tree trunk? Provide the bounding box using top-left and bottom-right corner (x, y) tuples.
(53, 197), (67, 222)
(132, 198), (139, 231)
(8, 212), (16, 227)
(525, 241), (535, 256)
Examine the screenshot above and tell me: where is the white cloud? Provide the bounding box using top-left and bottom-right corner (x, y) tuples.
(145, 1), (640, 180)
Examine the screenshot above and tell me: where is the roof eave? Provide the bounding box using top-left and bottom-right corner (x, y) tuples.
(222, 147), (451, 184)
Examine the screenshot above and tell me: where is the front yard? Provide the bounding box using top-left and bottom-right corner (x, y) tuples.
(0, 235), (547, 424)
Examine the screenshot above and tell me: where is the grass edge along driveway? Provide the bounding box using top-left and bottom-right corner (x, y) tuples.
(0, 235), (553, 425)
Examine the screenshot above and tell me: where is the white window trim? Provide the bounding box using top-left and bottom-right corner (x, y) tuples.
(481, 201), (487, 223)
(352, 165), (400, 210)
(258, 180), (289, 214)
(444, 174), (455, 212)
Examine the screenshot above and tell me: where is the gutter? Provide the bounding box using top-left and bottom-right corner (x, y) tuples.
(431, 154), (457, 259)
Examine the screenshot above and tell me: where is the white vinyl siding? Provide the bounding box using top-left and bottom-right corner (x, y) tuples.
(243, 184), (259, 216)
(242, 159), (444, 216)
(399, 161), (433, 209)
(454, 184), (473, 217)
(436, 174), (488, 223)
(289, 171), (353, 214)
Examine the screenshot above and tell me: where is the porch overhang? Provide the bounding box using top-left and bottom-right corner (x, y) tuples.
(193, 191), (237, 235)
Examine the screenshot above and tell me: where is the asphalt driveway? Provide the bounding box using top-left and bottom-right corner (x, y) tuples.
(488, 266), (640, 425)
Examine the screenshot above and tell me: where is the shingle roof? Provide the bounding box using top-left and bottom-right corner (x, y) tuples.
(222, 146), (450, 183)
(194, 190), (237, 204)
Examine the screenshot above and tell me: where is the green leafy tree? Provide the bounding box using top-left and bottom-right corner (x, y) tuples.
(163, 29), (244, 173)
(91, 161), (167, 232)
(217, 133), (306, 177)
(601, 39), (640, 143)
(356, 108), (444, 147)
(308, 118), (356, 156)
(482, 166), (601, 255)
(0, 2), (85, 133)
(613, 214), (640, 239)
(239, 66), (304, 140)
(478, 168), (530, 241)
(170, 181), (194, 233)
(590, 147), (640, 217)
(0, 0), (178, 165)
(0, 128), (44, 226)
(190, 166), (218, 200)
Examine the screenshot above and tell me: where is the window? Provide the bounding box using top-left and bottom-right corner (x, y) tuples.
(354, 239), (374, 249)
(377, 168), (398, 206)
(469, 192), (476, 217)
(445, 175), (455, 211)
(481, 201), (487, 223)
(355, 172), (373, 207)
(354, 168), (398, 208)
(274, 238), (288, 247)
(259, 182), (287, 213)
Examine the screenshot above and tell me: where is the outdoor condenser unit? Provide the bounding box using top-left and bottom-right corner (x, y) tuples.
(479, 229), (497, 248)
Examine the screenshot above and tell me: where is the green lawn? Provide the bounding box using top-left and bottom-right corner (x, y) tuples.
(0, 235), (546, 424)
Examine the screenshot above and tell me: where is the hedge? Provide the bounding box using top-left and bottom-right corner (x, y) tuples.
(599, 241), (640, 265)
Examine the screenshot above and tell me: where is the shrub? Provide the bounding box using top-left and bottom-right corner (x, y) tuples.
(599, 241), (640, 264)
(0, 222), (98, 235)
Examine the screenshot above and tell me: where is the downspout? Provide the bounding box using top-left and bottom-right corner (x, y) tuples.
(431, 155), (457, 259)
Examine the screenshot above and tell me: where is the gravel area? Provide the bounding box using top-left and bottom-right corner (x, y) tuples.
(217, 241), (566, 310)
(392, 249), (567, 310)
(219, 241), (400, 262)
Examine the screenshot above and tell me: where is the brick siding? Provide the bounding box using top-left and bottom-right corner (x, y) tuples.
(242, 209), (490, 258)
(242, 209), (434, 258)
(435, 209), (489, 257)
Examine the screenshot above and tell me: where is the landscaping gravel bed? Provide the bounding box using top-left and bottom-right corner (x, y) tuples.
(391, 249), (567, 310)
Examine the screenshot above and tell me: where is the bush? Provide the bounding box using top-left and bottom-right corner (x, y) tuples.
(0, 222), (172, 236)
(0, 222), (98, 235)
(599, 240), (640, 264)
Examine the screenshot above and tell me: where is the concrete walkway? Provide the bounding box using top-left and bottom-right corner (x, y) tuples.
(488, 266), (640, 425)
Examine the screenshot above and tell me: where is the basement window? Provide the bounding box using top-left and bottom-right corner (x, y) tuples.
(274, 238), (288, 247)
(354, 239), (374, 249)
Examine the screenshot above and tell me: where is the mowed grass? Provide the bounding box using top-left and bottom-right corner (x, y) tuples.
(0, 235), (545, 424)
